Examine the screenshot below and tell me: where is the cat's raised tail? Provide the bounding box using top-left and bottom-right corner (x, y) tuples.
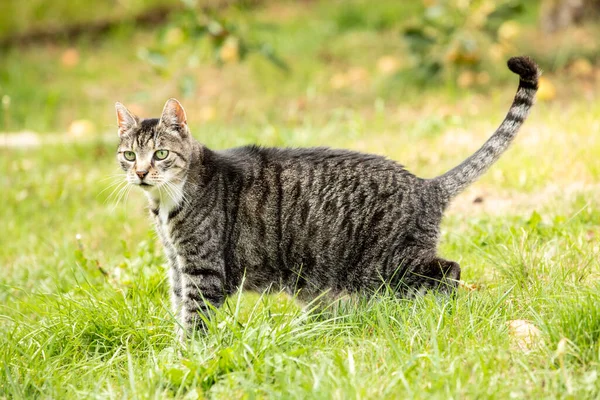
(432, 56), (540, 199)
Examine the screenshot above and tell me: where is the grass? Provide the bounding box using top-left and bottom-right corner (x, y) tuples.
(1, 0), (600, 398)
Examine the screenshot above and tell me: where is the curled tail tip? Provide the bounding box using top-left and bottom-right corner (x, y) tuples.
(507, 56), (541, 83)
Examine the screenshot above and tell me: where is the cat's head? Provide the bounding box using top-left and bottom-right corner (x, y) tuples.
(115, 99), (193, 191)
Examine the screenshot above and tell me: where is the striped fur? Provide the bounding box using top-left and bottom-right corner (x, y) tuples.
(115, 57), (539, 337)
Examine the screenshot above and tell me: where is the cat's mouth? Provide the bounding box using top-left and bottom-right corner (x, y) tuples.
(139, 182), (152, 187)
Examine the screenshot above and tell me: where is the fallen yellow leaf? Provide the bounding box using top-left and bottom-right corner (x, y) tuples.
(569, 58), (594, 78)
(457, 71), (475, 88)
(346, 67), (369, 84)
(68, 119), (96, 138)
(458, 280), (478, 291)
(61, 48), (79, 68)
(199, 106), (216, 122)
(330, 73), (349, 89)
(376, 56), (401, 75)
(498, 21), (521, 43)
(220, 37), (240, 64)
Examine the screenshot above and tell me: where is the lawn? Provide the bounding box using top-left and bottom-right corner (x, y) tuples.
(1, 1), (599, 398)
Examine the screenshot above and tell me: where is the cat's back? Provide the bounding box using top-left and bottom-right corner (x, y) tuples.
(219, 144), (417, 184)
(216, 145), (424, 220)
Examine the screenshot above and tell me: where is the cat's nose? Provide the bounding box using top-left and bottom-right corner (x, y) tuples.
(136, 170), (149, 180)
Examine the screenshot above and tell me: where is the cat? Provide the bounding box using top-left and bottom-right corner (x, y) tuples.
(115, 56), (539, 337)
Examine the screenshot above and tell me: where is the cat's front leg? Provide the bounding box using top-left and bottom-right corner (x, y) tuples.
(168, 264), (182, 316)
(157, 225), (185, 329)
(160, 240), (183, 317)
(163, 246), (187, 341)
(178, 253), (226, 337)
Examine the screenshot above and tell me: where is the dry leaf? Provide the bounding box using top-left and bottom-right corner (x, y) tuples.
(476, 72), (490, 85)
(585, 230), (595, 242)
(220, 37), (240, 64)
(498, 21), (520, 43)
(164, 27), (185, 47)
(61, 48), (80, 68)
(376, 56), (401, 75)
(458, 280), (478, 291)
(330, 73), (349, 89)
(346, 67), (369, 84)
(68, 119), (96, 138)
(457, 71), (475, 88)
(488, 43), (506, 62)
(569, 58), (594, 78)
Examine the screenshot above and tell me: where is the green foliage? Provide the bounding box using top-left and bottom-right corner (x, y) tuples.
(403, 0), (524, 82)
(138, 0), (288, 96)
(333, 0), (423, 32)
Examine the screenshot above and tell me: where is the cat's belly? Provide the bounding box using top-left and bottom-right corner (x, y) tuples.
(231, 199), (421, 295)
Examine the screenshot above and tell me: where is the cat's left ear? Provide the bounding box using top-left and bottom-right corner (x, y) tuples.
(115, 102), (139, 137)
(159, 98), (188, 135)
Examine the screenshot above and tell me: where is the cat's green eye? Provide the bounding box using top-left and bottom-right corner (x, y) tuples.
(123, 151), (136, 161)
(154, 150), (169, 160)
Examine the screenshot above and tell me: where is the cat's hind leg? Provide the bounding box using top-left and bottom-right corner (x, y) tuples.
(400, 257), (461, 297)
(424, 258), (461, 294)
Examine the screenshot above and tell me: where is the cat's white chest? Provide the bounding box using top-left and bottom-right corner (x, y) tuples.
(147, 183), (185, 262)
(145, 183), (185, 226)
(158, 197), (177, 225)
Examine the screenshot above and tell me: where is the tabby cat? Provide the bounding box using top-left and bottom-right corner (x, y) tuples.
(115, 56), (539, 337)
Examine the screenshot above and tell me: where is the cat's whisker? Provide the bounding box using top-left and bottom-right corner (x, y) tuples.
(111, 187), (129, 212)
(103, 181), (128, 205)
(172, 179), (192, 206)
(123, 183), (134, 205)
(113, 183), (129, 204)
(157, 181), (166, 205)
(162, 181), (181, 206)
(98, 179), (127, 199)
(110, 181), (133, 211)
(99, 174), (127, 182)
(164, 180), (187, 206)
(168, 180), (192, 209)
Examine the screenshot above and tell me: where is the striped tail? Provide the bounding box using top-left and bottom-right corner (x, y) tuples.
(432, 56), (540, 199)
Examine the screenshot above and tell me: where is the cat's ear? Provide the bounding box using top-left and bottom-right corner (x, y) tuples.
(159, 98), (188, 134)
(115, 102), (139, 137)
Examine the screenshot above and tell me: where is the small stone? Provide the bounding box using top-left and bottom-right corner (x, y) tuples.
(507, 319), (543, 352)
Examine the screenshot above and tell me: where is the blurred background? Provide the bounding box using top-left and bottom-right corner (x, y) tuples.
(1, 0), (599, 138)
